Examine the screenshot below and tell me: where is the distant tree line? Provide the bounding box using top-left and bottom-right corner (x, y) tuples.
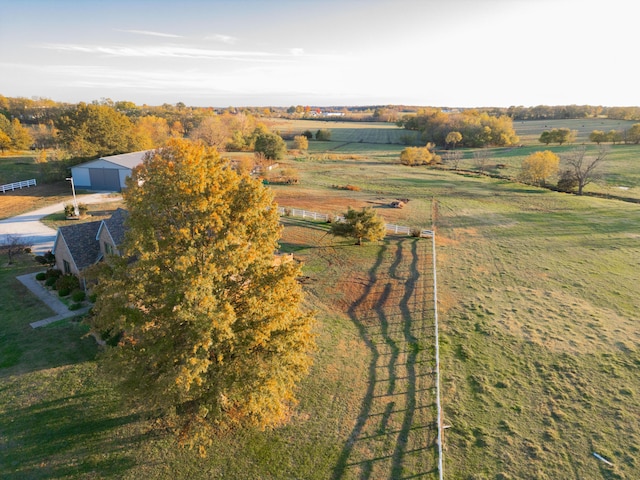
(397, 108), (520, 148)
(0, 95), (297, 177)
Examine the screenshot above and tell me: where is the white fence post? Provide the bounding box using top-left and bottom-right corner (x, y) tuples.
(278, 206), (428, 237)
(1, 178), (37, 193)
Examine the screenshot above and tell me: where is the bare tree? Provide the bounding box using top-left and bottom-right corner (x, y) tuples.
(1, 234), (31, 264)
(473, 149), (491, 174)
(442, 149), (463, 170)
(563, 145), (609, 195)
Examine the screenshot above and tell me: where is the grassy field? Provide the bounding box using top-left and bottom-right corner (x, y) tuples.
(2, 117), (640, 478)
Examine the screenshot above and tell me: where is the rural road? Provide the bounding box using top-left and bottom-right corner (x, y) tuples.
(0, 193), (122, 255)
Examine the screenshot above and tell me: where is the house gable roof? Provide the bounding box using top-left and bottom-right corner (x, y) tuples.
(56, 220), (102, 271)
(97, 208), (129, 246)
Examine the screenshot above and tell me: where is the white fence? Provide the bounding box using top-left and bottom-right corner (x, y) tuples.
(277, 206), (433, 238)
(1, 178), (37, 193)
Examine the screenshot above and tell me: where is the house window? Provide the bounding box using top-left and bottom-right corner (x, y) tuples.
(104, 242), (114, 255)
(63, 259), (71, 274)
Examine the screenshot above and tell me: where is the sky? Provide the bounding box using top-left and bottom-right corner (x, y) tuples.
(0, 0), (637, 108)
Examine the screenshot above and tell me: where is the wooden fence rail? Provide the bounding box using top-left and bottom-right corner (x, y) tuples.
(1, 178), (37, 193)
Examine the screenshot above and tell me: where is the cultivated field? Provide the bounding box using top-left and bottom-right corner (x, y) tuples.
(1, 117), (640, 478)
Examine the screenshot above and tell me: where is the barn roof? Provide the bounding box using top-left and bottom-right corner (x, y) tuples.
(73, 150), (152, 170)
(98, 151), (151, 169)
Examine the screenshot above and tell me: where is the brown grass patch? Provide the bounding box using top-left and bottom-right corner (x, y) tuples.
(273, 189), (369, 214)
(0, 181), (71, 219)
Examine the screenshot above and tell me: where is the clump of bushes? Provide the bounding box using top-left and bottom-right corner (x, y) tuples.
(43, 268), (62, 287)
(557, 169), (578, 193)
(64, 203), (89, 218)
(55, 274), (80, 293)
(34, 251), (56, 266)
(71, 290), (86, 302)
(35, 272), (47, 281)
(332, 184), (361, 191)
(69, 303), (83, 311)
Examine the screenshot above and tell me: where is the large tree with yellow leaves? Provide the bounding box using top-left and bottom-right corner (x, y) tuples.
(90, 139), (314, 449)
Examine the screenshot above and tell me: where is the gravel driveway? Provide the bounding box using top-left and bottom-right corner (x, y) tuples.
(0, 193), (121, 254)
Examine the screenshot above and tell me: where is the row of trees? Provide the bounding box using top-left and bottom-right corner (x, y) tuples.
(539, 124), (640, 146)
(538, 128), (576, 145)
(398, 108), (519, 148)
(400, 140), (608, 196)
(589, 124), (640, 144)
(1, 98), (303, 184)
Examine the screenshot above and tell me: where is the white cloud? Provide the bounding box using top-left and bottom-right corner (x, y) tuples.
(204, 34), (238, 45)
(41, 43), (281, 61)
(289, 48), (304, 56)
(120, 29), (182, 38)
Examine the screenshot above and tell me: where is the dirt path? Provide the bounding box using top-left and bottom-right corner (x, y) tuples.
(332, 238), (438, 479)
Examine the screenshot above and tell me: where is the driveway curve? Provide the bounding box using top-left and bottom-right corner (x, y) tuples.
(0, 193), (121, 255)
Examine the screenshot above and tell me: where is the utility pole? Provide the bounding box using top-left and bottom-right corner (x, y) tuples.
(66, 177), (79, 217)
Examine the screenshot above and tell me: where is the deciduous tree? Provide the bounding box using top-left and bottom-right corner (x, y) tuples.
(519, 150), (560, 186)
(626, 123), (640, 144)
(56, 103), (141, 158)
(562, 145), (608, 195)
(254, 131), (286, 160)
(399, 143), (440, 166)
(293, 135), (308, 150)
(0, 130), (11, 152)
(90, 139), (315, 448)
(589, 130), (607, 145)
(539, 128), (575, 146)
(315, 129), (331, 141)
(473, 149), (491, 173)
(442, 149), (463, 169)
(331, 207), (386, 245)
(135, 115), (170, 148)
(189, 115), (229, 150)
(8, 118), (32, 150)
(445, 131), (462, 149)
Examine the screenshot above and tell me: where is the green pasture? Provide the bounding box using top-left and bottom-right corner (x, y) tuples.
(276, 119), (417, 146)
(0, 153), (43, 184)
(2, 117), (640, 478)
(513, 118), (637, 144)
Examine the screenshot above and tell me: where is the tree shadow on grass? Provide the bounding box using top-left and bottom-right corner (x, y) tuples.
(0, 390), (145, 479)
(331, 243), (386, 480)
(332, 239), (437, 480)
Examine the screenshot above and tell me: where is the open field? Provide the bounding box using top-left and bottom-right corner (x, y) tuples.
(1, 118), (640, 478)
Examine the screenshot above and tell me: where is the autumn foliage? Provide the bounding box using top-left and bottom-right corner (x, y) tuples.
(90, 139), (315, 448)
